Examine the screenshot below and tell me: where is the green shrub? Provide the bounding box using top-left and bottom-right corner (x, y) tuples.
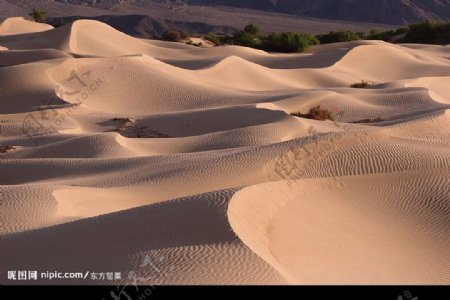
(261, 32), (319, 53)
(202, 23), (319, 53)
(29, 8), (47, 23)
(50, 17), (82, 28)
(231, 24), (260, 47)
(401, 21), (450, 44)
(203, 33), (222, 45)
(356, 32), (368, 39)
(232, 30), (260, 47)
(317, 30), (360, 44)
(161, 30), (189, 42)
(243, 23), (260, 36)
(367, 27), (408, 41)
(291, 105), (334, 121)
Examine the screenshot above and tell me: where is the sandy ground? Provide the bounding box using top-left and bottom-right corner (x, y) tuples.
(0, 17), (449, 285)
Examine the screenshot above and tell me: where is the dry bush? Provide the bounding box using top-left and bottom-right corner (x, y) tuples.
(291, 105), (334, 121)
(0, 145), (15, 153)
(350, 80), (372, 88)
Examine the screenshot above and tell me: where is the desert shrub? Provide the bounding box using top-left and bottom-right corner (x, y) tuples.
(261, 32), (319, 53)
(367, 27), (408, 41)
(401, 21), (450, 44)
(29, 8), (47, 23)
(317, 30), (360, 44)
(187, 40), (203, 47)
(231, 24), (261, 47)
(291, 105), (334, 121)
(49, 17), (82, 28)
(161, 30), (189, 42)
(207, 23), (319, 53)
(243, 23), (260, 36)
(368, 30), (392, 41)
(356, 32), (368, 39)
(395, 27), (409, 35)
(232, 31), (259, 47)
(0, 145), (15, 153)
(110, 118), (170, 138)
(203, 33), (222, 45)
(350, 80), (372, 88)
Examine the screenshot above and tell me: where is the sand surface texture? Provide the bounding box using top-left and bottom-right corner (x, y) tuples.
(1, 18), (449, 285)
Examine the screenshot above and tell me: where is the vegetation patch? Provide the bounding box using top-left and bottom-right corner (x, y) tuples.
(261, 32), (319, 53)
(291, 105), (335, 121)
(48, 16), (83, 28)
(366, 28), (408, 41)
(350, 80), (374, 88)
(29, 8), (47, 23)
(118, 126), (171, 138)
(109, 118), (170, 138)
(203, 23), (318, 53)
(0, 145), (15, 153)
(401, 21), (450, 44)
(186, 40), (204, 47)
(161, 30), (190, 42)
(317, 30), (361, 44)
(229, 23), (262, 48)
(203, 33), (222, 45)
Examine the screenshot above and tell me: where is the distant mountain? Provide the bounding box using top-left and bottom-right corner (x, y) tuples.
(46, 14), (236, 38)
(184, 0), (450, 24)
(1, 0), (399, 37)
(4, 0), (449, 25)
(50, 0), (450, 24)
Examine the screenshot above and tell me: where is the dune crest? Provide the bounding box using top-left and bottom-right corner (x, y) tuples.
(0, 17), (53, 36)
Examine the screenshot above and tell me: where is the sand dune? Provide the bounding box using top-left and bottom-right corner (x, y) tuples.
(229, 171), (450, 284)
(0, 17), (53, 36)
(0, 18), (449, 285)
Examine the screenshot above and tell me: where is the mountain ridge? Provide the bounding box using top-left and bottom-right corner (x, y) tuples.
(184, 0), (450, 24)
(3, 0), (450, 25)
